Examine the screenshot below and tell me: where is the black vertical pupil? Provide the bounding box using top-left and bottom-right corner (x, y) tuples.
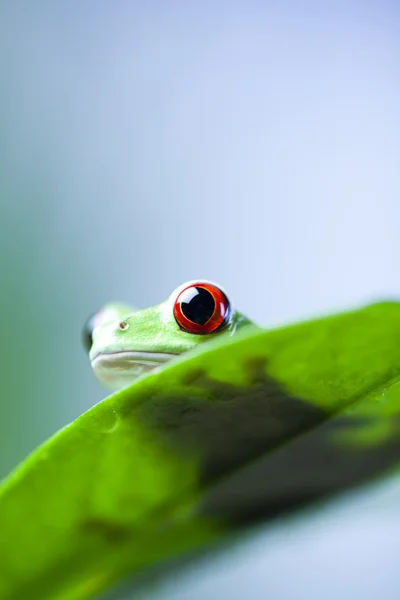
(181, 287), (215, 325)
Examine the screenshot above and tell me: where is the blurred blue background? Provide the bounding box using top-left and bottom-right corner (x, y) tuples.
(1, 2), (399, 598)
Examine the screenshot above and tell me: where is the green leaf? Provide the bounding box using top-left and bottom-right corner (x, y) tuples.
(1, 301), (400, 599)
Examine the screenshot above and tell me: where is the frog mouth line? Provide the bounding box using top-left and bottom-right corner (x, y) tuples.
(91, 350), (179, 370)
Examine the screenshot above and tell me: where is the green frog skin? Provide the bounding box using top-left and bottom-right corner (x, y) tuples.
(83, 280), (253, 391)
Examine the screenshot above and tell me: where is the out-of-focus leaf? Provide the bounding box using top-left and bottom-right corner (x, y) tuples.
(1, 302), (400, 599)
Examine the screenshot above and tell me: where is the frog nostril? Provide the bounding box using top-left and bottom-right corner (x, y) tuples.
(118, 321), (129, 331)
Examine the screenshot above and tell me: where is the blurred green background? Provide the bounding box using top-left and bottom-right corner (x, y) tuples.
(1, 2), (400, 598)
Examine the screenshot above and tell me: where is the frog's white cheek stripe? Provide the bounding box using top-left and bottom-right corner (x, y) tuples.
(91, 351), (178, 392)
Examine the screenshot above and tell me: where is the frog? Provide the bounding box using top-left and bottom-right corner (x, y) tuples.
(83, 280), (254, 391)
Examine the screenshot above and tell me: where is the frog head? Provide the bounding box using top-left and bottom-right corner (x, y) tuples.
(83, 280), (252, 391)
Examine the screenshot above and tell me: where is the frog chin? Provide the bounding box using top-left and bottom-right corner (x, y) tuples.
(91, 350), (178, 392)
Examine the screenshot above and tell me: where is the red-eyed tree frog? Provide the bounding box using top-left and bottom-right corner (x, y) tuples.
(83, 280), (253, 391)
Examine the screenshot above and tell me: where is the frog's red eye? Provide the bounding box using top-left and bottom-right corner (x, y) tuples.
(173, 282), (231, 334)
